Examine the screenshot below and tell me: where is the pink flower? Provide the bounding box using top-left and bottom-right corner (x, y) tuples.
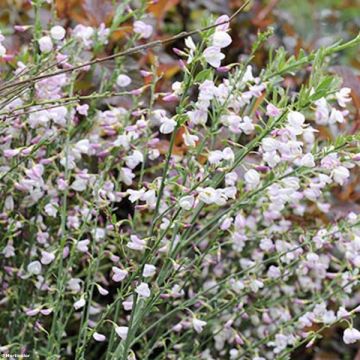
(215, 15), (230, 31)
(76, 104), (89, 116)
(133, 21), (153, 39)
(266, 104), (281, 117)
(4, 149), (20, 158)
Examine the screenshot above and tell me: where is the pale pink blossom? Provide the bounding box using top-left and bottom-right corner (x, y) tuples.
(133, 21), (153, 39)
(135, 282), (151, 298)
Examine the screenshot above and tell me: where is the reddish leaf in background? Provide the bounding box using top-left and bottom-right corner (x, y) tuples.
(251, 0), (278, 28)
(55, 0), (83, 20)
(148, 0), (180, 21)
(82, 0), (114, 26)
(55, 0), (113, 26)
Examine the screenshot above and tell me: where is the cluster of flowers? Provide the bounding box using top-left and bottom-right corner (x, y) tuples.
(0, 4), (359, 359)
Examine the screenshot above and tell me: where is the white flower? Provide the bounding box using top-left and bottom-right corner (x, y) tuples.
(115, 326), (129, 340)
(27, 261), (42, 275)
(127, 235), (146, 251)
(112, 267), (128, 282)
(242, 65), (255, 82)
(143, 264), (156, 277)
(68, 278), (82, 292)
(244, 169), (260, 189)
(336, 87), (352, 108)
(332, 166), (350, 185)
(185, 36), (196, 51)
(73, 24), (94, 48)
(38, 36), (53, 53)
(239, 116), (255, 134)
(192, 318), (207, 333)
(287, 111), (305, 135)
(40, 250), (55, 265)
(125, 150), (144, 169)
(187, 109), (208, 125)
(77, 239), (90, 252)
(222, 147), (234, 162)
(0, 43), (6, 57)
(127, 188), (146, 203)
(44, 202), (58, 217)
(172, 81), (183, 95)
(114, 134), (130, 149)
(97, 23), (110, 44)
(208, 150), (223, 165)
(343, 328), (360, 344)
(71, 177), (88, 192)
(116, 74), (132, 87)
(149, 148), (160, 160)
(133, 21), (153, 39)
(2, 243), (15, 258)
(75, 139), (91, 153)
(179, 195), (195, 210)
(135, 282), (151, 298)
(97, 284), (109, 296)
(160, 117), (177, 134)
(183, 133), (199, 147)
(250, 279), (264, 292)
(143, 189), (157, 209)
(198, 187), (218, 204)
(225, 172), (238, 186)
(203, 46), (225, 68)
(262, 138), (279, 152)
(299, 153), (315, 167)
(73, 297), (86, 310)
(212, 31), (232, 48)
(50, 25), (66, 40)
(120, 167), (135, 186)
(329, 108), (344, 124)
(93, 332), (106, 342)
(315, 98), (330, 124)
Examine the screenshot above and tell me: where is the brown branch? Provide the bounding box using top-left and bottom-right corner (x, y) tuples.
(0, 1), (249, 94)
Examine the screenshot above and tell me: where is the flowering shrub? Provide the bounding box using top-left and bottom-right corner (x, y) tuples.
(0, 2), (360, 359)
